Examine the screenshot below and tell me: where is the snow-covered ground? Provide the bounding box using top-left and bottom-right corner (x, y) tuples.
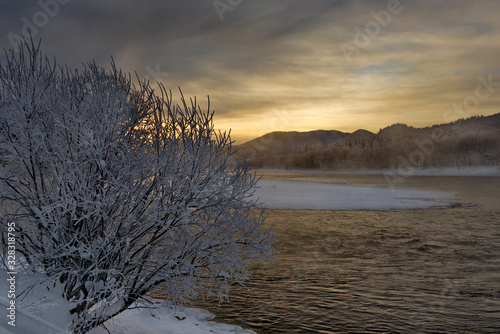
(252, 178), (456, 210)
(0, 269), (255, 334)
(89, 304), (254, 334)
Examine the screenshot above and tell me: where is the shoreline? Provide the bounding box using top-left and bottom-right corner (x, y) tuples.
(254, 166), (500, 177)
(251, 178), (456, 211)
(0, 269), (256, 334)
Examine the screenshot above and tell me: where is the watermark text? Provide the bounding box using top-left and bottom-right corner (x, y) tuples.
(5, 222), (17, 327)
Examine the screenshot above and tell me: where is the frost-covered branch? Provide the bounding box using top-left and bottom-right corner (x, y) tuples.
(0, 39), (276, 333)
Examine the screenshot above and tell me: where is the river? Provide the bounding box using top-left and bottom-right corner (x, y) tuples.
(194, 172), (500, 333)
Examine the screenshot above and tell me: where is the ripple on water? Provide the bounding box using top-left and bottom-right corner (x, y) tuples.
(185, 176), (500, 333)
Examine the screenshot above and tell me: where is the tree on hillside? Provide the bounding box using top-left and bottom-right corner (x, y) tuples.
(0, 39), (275, 333)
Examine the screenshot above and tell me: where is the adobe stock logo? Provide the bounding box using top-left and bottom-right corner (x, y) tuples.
(144, 64), (170, 84)
(213, 0), (243, 22)
(340, 0), (412, 63)
(7, 0), (71, 49)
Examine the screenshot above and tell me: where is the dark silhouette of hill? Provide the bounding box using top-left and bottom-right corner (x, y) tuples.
(240, 129), (375, 153)
(236, 113), (500, 170)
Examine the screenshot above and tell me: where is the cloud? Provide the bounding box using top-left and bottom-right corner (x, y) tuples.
(1, 0), (499, 142)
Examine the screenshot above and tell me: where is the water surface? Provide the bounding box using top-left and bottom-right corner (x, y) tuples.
(194, 174), (500, 333)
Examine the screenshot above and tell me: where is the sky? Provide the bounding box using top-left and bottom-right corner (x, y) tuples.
(1, 0), (499, 143)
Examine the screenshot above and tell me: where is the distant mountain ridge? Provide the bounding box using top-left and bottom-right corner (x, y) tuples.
(237, 113), (500, 170)
(240, 129), (369, 152)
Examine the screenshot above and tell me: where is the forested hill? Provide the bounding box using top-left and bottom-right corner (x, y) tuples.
(236, 113), (500, 170)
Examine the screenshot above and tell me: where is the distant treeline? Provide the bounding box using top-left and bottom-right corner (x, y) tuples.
(236, 114), (500, 170)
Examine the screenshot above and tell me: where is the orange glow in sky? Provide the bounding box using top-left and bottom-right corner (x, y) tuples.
(2, 1), (499, 144)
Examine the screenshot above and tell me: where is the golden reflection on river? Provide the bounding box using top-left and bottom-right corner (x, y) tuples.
(193, 174), (500, 333)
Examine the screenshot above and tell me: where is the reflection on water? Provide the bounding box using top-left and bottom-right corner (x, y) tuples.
(193, 174), (500, 333)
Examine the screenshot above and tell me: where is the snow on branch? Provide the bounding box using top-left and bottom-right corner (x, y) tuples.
(0, 39), (276, 333)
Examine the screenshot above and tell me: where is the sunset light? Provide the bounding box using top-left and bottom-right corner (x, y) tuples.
(2, 1), (499, 143)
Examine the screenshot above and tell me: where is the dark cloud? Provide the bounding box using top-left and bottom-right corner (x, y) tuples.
(1, 0), (499, 142)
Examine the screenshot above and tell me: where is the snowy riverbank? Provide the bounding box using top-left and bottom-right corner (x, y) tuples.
(0, 269), (255, 334)
(252, 178), (456, 210)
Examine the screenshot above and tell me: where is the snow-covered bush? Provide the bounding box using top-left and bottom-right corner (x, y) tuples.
(0, 39), (275, 333)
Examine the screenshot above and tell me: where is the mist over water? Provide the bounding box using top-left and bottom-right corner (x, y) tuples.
(194, 174), (500, 333)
